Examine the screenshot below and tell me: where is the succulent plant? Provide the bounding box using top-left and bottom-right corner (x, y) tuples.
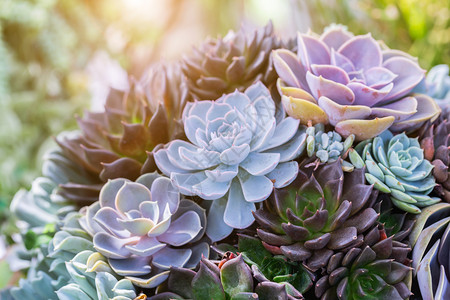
(305, 123), (355, 171)
(150, 254), (304, 300)
(154, 82), (306, 241)
(273, 25), (440, 141)
(8, 212), (93, 300)
(56, 250), (137, 300)
(182, 22), (281, 101)
(409, 203), (450, 299)
(215, 234), (314, 297)
(415, 64), (450, 106)
(352, 130), (440, 213)
(419, 106), (450, 202)
(253, 159), (378, 272)
(56, 63), (188, 204)
(80, 172), (209, 288)
(315, 225), (412, 299)
(374, 195), (415, 244)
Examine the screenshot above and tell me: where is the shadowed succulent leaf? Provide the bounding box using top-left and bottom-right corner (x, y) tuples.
(183, 22), (283, 101)
(254, 160), (378, 271)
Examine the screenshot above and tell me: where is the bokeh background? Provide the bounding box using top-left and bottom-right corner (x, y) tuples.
(0, 0), (448, 286)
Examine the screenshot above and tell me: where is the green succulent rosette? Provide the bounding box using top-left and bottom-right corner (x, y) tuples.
(351, 130), (440, 213)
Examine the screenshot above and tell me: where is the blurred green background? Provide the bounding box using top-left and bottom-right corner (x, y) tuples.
(0, 0), (448, 237)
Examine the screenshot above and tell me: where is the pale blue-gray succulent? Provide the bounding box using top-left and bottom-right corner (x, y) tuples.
(80, 172), (209, 288)
(56, 250), (137, 300)
(154, 82), (306, 241)
(8, 212), (92, 300)
(352, 130), (440, 213)
(305, 123), (355, 171)
(415, 64), (450, 107)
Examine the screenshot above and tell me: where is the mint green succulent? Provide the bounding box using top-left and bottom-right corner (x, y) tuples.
(351, 130), (440, 213)
(57, 250), (136, 300)
(305, 123), (355, 171)
(9, 212), (95, 300)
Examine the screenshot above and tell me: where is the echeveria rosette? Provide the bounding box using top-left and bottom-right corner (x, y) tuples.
(80, 172), (209, 289)
(215, 234), (314, 297)
(182, 22), (281, 101)
(305, 123), (355, 171)
(273, 25), (440, 141)
(409, 203), (450, 299)
(419, 107), (450, 202)
(57, 250), (137, 300)
(154, 82), (306, 242)
(253, 159), (379, 272)
(150, 254), (304, 300)
(56, 64), (188, 204)
(414, 64), (450, 107)
(353, 130), (440, 214)
(315, 225), (412, 300)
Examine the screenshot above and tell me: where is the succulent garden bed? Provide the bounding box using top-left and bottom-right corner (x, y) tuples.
(1, 23), (450, 300)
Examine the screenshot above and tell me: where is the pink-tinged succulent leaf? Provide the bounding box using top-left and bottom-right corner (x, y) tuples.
(330, 49), (355, 73)
(272, 49), (307, 89)
(118, 218), (154, 236)
(364, 67), (398, 88)
(320, 26), (354, 50)
(335, 116), (395, 141)
(311, 64), (350, 85)
(150, 177), (180, 215)
(370, 96), (417, 122)
(139, 201), (160, 224)
(306, 72), (355, 105)
(389, 94), (441, 132)
(382, 57), (425, 102)
(318, 96), (371, 126)
(297, 33), (331, 69)
(348, 82), (393, 107)
(338, 34), (382, 71)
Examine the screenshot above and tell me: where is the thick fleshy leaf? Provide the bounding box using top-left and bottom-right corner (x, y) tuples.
(272, 49), (306, 89)
(306, 72), (355, 105)
(335, 116), (395, 141)
(238, 171), (273, 202)
(206, 197), (234, 241)
(382, 57), (425, 102)
(152, 247), (192, 269)
(224, 180), (256, 229)
(318, 96), (371, 126)
(266, 161), (299, 188)
(220, 255), (254, 297)
(115, 182), (152, 214)
(109, 256), (152, 276)
(281, 95), (328, 125)
(192, 262), (226, 300)
(348, 82), (392, 107)
(297, 33), (331, 69)
(338, 34), (382, 71)
(125, 236), (166, 256)
(158, 211), (202, 246)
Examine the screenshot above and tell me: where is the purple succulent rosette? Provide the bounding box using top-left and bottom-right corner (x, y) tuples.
(154, 82), (306, 242)
(273, 24), (440, 141)
(80, 172), (209, 288)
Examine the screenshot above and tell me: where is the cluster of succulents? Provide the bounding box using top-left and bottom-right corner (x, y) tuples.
(3, 23), (450, 300)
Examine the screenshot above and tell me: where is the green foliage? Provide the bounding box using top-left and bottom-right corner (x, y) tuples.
(296, 0), (449, 69)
